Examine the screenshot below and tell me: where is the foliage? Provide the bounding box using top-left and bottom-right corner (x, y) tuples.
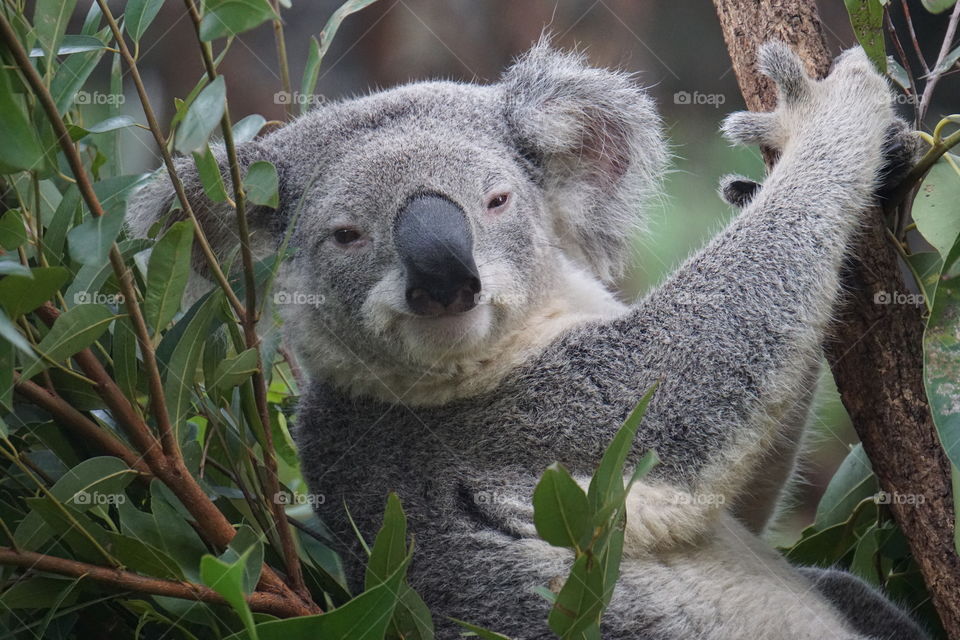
(0, 0), (956, 638)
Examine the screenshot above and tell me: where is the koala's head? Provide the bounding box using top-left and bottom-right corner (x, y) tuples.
(128, 41), (665, 393)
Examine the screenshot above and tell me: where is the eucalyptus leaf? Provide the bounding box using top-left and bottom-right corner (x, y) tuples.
(175, 76), (227, 155)
(244, 161), (279, 208)
(145, 220), (195, 333)
(21, 304), (116, 379)
(125, 0), (165, 42)
(199, 0), (276, 42)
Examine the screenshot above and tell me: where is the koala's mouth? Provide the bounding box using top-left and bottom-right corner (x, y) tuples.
(400, 303), (494, 350)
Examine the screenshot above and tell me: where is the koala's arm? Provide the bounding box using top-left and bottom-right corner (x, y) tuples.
(576, 44), (896, 552)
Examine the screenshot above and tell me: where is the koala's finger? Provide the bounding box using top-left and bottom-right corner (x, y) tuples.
(718, 174), (762, 208)
(720, 111), (781, 148)
(757, 41), (810, 103)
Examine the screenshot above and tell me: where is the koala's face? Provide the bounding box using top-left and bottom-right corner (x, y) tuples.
(127, 44), (665, 385)
(274, 83), (559, 370)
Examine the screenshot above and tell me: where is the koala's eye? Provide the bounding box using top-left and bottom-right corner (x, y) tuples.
(486, 192), (511, 212)
(332, 228), (363, 245)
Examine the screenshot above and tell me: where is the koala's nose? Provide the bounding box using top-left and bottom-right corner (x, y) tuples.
(394, 194), (482, 316)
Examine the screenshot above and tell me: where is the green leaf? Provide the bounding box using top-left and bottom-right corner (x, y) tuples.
(234, 114), (267, 143)
(0, 266), (69, 318)
(921, 0), (958, 13)
(299, 36), (322, 116)
(315, 0), (382, 76)
(906, 251), (943, 304)
(21, 304), (116, 379)
(886, 57), (911, 90)
(28, 34), (105, 57)
(113, 315), (139, 402)
(193, 145), (229, 203)
(212, 348), (259, 390)
(0, 577), (80, 610)
(44, 184), (81, 264)
(108, 532), (186, 581)
(547, 552), (605, 638)
(844, 0), (888, 74)
(66, 208), (125, 266)
(449, 619), (513, 640)
(32, 0), (78, 62)
(533, 463), (591, 549)
(587, 383), (657, 514)
(67, 115), (139, 142)
(0, 309), (34, 356)
(145, 220), (195, 333)
(913, 157), (960, 263)
(220, 524), (265, 595)
(50, 43), (108, 114)
(365, 492), (408, 590)
(175, 76), (227, 155)
(201, 549), (260, 640)
(199, 0), (276, 42)
(814, 444), (879, 530)
(849, 524), (889, 586)
(931, 44), (960, 75)
(244, 160), (279, 208)
(227, 550), (412, 640)
(389, 585), (434, 640)
(0, 209), (28, 250)
(0, 70), (45, 174)
(924, 248), (960, 470)
(162, 292), (222, 436)
(125, 0), (165, 42)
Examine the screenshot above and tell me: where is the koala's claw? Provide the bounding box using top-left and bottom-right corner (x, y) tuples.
(719, 174), (762, 209)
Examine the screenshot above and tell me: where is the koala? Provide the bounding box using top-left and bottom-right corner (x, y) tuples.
(129, 40), (930, 640)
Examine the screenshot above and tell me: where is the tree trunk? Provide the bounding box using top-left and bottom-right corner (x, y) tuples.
(711, 2), (960, 637)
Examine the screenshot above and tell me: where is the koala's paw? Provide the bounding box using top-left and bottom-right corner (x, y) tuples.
(877, 119), (922, 200)
(718, 174), (762, 208)
(721, 42), (893, 156)
(621, 483), (719, 556)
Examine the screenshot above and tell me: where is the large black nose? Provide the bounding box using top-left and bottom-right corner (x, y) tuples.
(394, 194), (481, 316)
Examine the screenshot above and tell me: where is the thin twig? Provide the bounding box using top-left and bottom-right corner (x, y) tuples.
(919, 1), (960, 123)
(270, 0), (293, 120)
(0, 547), (310, 618)
(13, 375), (152, 477)
(182, 0), (308, 600)
(900, 0), (929, 75)
(94, 0), (248, 323)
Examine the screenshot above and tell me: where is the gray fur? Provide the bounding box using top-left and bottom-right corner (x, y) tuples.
(128, 40), (928, 639)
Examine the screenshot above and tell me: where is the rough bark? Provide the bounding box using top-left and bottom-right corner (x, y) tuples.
(711, 2), (960, 637)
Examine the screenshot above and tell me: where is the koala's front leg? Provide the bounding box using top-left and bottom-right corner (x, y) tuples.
(604, 43), (896, 554)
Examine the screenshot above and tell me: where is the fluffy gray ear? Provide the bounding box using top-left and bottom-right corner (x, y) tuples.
(501, 40), (666, 283)
(126, 142), (283, 270)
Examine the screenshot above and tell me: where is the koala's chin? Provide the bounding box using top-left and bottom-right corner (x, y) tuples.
(396, 303), (496, 360)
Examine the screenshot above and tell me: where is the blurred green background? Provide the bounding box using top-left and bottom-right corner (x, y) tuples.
(78, 0), (957, 543)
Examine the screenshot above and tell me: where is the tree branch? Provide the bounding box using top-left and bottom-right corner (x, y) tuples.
(0, 547), (310, 618)
(710, 2), (960, 636)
